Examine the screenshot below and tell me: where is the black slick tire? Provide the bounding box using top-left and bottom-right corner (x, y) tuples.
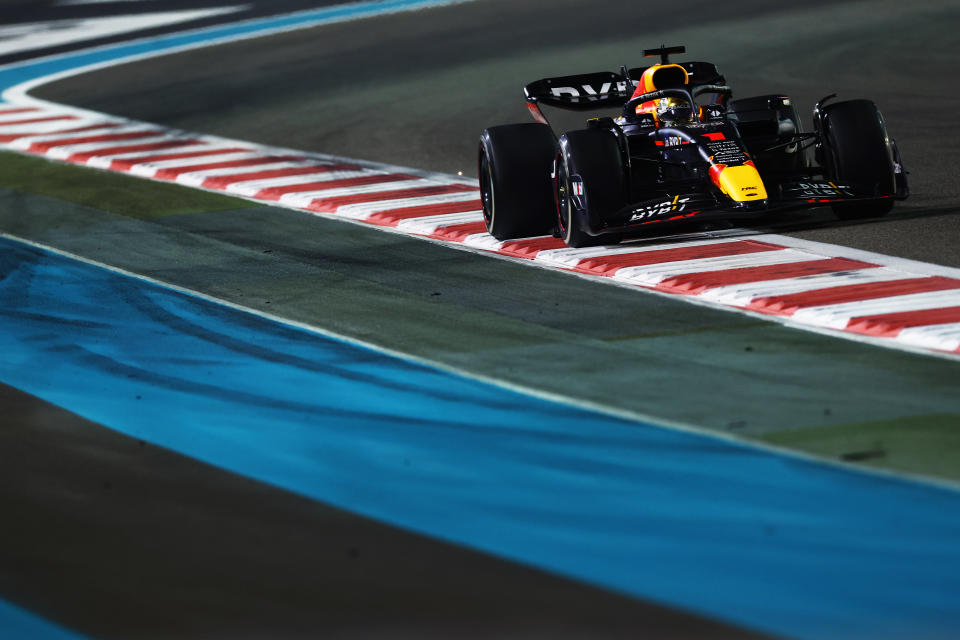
(821, 99), (896, 220)
(478, 123), (558, 241)
(555, 128), (625, 248)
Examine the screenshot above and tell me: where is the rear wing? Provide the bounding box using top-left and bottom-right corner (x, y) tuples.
(524, 72), (632, 121)
(524, 62), (726, 126)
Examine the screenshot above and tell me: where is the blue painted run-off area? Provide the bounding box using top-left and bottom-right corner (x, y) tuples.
(0, 598), (87, 640)
(3, 238), (960, 640)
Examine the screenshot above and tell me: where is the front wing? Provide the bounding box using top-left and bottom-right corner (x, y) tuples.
(586, 180), (901, 236)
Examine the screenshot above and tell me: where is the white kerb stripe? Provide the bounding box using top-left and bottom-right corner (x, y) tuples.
(173, 160), (323, 186)
(334, 191), (481, 220)
(178, 159), (325, 177)
(397, 211), (483, 234)
(0, 118), (91, 135)
(534, 237), (777, 268)
(463, 232), (504, 251)
(897, 323), (960, 351)
(76, 139), (208, 165)
(8, 122), (145, 147)
(537, 240), (732, 269)
(792, 289), (960, 329)
(0, 109), (75, 123)
(277, 179), (434, 207)
(87, 142), (215, 162)
(0, 106), (39, 115)
(85, 143), (220, 169)
(126, 151), (267, 176)
(44, 136), (177, 160)
(699, 267), (918, 307)
(611, 248), (820, 287)
(2, 123), (122, 140)
(224, 169), (379, 196)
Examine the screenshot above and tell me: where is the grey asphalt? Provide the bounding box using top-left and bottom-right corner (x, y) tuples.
(3, 0), (960, 638)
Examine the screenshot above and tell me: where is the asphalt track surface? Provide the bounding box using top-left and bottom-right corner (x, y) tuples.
(3, 0), (960, 638)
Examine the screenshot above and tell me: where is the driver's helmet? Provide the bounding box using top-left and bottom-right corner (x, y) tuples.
(656, 96), (693, 124)
(631, 63), (690, 119)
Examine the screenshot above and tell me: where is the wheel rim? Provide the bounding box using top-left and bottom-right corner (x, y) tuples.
(479, 149), (494, 228)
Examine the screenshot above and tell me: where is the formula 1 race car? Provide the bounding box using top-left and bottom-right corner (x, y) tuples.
(478, 45), (909, 247)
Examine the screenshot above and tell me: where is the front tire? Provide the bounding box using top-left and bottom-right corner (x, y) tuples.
(555, 128), (625, 248)
(820, 99), (896, 220)
(478, 123), (558, 241)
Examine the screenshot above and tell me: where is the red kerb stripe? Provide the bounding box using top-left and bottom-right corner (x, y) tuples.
(365, 200), (483, 226)
(574, 240), (784, 277)
(429, 220), (487, 242)
(748, 276), (960, 316)
(67, 139), (202, 163)
(306, 184), (477, 213)
(500, 236), (568, 258)
(0, 115), (78, 126)
(253, 173), (418, 200)
(0, 107), (39, 116)
(846, 307), (960, 337)
(0, 123), (122, 143)
(153, 155), (304, 180)
(29, 130), (163, 152)
(109, 147), (249, 171)
(656, 257), (880, 295)
(201, 164), (361, 189)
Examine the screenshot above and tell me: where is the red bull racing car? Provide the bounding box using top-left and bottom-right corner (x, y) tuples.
(478, 46), (909, 247)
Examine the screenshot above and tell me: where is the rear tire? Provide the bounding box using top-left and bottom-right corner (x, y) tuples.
(555, 128), (625, 248)
(820, 99), (896, 220)
(478, 123), (558, 240)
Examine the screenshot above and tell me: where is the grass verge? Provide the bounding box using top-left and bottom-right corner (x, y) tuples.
(761, 414), (960, 483)
(0, 150), (260, 219)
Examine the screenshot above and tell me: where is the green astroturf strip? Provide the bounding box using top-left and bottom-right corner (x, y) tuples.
(761, 414), (960, 482)
(0, 151), (260, 218)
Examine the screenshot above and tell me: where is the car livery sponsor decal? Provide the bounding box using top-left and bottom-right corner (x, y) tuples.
(629, 195), (691, 221)
(705, 138), (748, 164)
(549, 81), (631, 99)
(785, 181), (855, 199)
(663, 135), (687, 147)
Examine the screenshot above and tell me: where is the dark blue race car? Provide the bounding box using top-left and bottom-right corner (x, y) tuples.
(478, 45), (909, 247)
